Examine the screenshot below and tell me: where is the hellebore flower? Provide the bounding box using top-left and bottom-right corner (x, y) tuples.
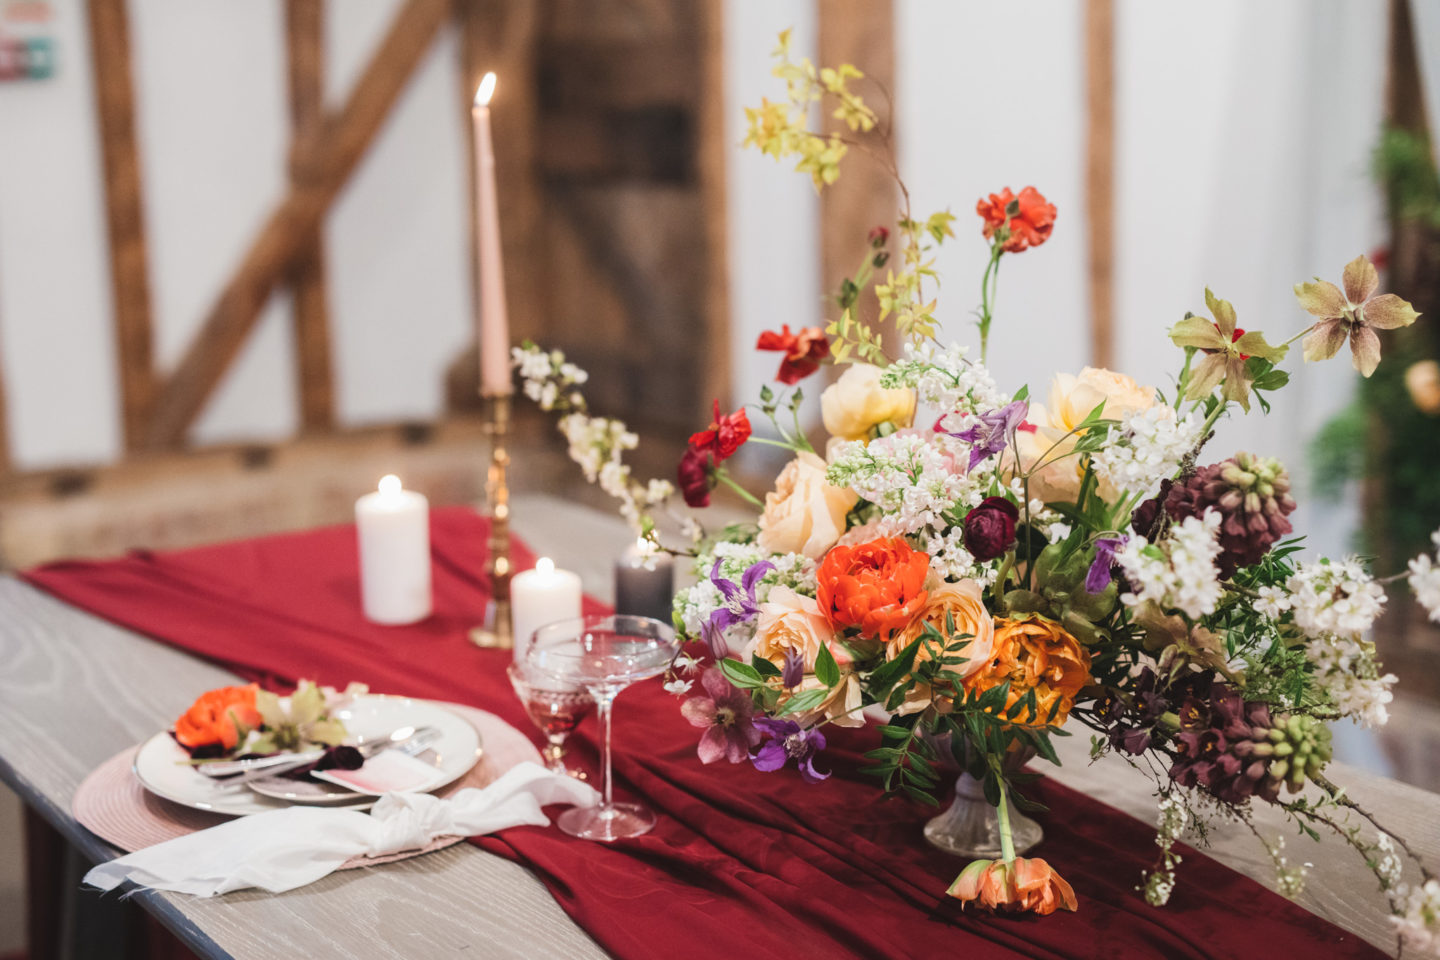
(1295, 253), (1419, 377)
(1169, 289), (1287, 412)
(681, 668), (761, 764)
(751, 717), (829, 782)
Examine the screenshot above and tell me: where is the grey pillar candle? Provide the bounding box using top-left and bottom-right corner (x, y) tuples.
(613, 540), (675, 624)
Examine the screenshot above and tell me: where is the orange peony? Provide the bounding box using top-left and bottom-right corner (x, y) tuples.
(976, 186), (1057, 253)
(815, 538), (930, 644)
(174, 684), (262, 751)
(887, 580), (995, 716)
(948, 857), (1078, 915)
(964, 616), (1090, 726)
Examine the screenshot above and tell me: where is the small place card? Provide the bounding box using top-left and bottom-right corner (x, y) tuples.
(313, 751), (444, 796)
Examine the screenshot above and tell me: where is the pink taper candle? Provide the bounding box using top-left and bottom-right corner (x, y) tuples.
(472, 72), (512, 395)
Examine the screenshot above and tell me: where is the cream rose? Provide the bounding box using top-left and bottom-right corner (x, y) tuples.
(786, 673), (865, 729)
(757, 451), (858, 559)
(1012, 366), (1164, 503)
(748, 586), (838, 671)
(820, 363), (917, 441)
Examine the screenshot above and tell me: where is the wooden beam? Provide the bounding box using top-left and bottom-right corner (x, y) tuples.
(144, 0), (448, 449)
(455, 0), (543, 392)
(286, 0), (335, 433)
(1084, 0), (1116, 369)
(697, 0), (730, 418)
(87, 0), (155, 452)
(817, 0), (896, 330)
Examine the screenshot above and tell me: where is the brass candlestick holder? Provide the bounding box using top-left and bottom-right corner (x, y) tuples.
(469, 391), (514, 649)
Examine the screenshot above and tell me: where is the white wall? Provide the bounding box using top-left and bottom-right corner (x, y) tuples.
(0, 0), (1396, 556)
(0, 0), (473, 468)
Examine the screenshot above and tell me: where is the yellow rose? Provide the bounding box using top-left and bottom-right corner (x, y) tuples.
(757, 452), (859, 559)
(820, 363), (916, 441)
(887, 579), (996, 716)
(749, 585), (837, 671)
(1012, 366), (1164, 503)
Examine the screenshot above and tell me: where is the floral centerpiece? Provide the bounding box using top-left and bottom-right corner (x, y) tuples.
(513, 30), (1440, 949)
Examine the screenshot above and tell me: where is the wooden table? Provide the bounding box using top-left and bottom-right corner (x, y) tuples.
(1, 495), (1435, 959)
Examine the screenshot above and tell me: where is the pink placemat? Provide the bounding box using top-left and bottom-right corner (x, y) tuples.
(73, 701), (543, 870)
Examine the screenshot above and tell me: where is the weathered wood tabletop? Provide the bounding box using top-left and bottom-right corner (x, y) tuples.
(0, 494), (1434, 959)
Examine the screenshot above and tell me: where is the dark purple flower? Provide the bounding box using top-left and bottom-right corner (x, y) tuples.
(681, 668), (761, 764)
(1086, 537), (1125, 594)
(751, 717), (829, 783)
(781, 648), (804, 689)
(962, 497), (1019, 561)
(701, 559), (774, 658)
(947, 399), (1029, 471)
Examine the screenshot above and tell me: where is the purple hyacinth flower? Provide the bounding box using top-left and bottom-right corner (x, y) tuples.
(751, 717), (829, 783)
(948, 399), (1029, 472)
(1086, 537), (1125, 594)
(701, 558), (774, 658)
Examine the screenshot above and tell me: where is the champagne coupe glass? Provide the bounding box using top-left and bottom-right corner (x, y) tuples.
(525, 614), (679, 841)
(506, 662), (595, 778)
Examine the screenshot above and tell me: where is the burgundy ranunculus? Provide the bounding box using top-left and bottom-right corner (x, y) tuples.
(962, 496), (1019, 561)
(678, 447), (714, 508)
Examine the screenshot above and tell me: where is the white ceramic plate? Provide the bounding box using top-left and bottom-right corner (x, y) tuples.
(132, 695), (483, 817)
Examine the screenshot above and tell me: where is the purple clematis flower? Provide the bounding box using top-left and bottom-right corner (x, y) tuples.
(1086, 537), (1125, 594)
(948, 399), (1029, 472)
(751, 717), (829, 783)
(681, 668), (761, 764)
(780, 648), (804, 689)
(701, 558), (774, 658)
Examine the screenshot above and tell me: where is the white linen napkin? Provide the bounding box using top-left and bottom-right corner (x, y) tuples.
(85, 762), (598, 897)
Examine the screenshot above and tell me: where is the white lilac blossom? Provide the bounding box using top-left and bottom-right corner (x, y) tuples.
(1140, 793), (1188, 907)
(663, 678), (694, 696)
(1285, 558), (1387, 640)
(1093, 407), (1203, 500)
(1407, 530), (1440, 623)
(1254, 585), (1291, 619)
(1115, 511), (1224, 619)
(1263, 835), (1310, 899)
(827, 433), (984, 539)
(1390, 879), (1440, 957)
(916, 526), (994, 585)
(879, 341), (1004, 416)
(1375, 833), (1403, 889)
(1306, 632), (1396, 727)
(513, 344), (588, 411)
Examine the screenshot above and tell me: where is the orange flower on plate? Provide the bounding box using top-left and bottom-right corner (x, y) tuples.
(174, 684), (262, 751)
(948, 857), (1078, 915)
(976, 186), (1057, 253)
(964, 616), (1090, 726)
(815, 537), (930, 645)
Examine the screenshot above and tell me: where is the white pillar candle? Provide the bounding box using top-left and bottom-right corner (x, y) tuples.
(511, 557), (582, 659)
(355, 475), (433, 625)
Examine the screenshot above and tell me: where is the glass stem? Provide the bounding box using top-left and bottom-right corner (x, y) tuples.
(596, 688), (617, 809)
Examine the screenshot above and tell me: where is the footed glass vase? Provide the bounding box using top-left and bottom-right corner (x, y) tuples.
(922, 739), (1042, 859)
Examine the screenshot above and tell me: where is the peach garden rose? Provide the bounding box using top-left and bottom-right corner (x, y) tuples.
(757, 451), (858, 560)
(886, 580), (996, 716)
(1012, 366), (1165, 503)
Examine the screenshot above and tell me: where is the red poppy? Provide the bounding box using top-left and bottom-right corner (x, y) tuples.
(689, 401), (752, 462)
(756, 325), (829, 385)
(976, 186), (1057, 253)
(677, 447), (714, 508)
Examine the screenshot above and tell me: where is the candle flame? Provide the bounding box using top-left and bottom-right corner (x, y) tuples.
(536, 557), (554, 576)
(378, 474), (402, 495)
(474, 72), (496, 107)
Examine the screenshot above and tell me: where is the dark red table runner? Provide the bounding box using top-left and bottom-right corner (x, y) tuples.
(25, 508), (1383, 960)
